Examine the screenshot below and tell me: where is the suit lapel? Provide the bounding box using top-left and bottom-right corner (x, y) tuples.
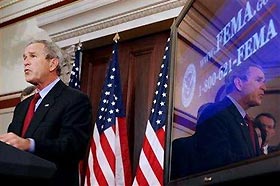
(224, 98), (255, 156)
(23, 80), (66, 137)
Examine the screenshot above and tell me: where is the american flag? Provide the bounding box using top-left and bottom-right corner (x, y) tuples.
(84, 40), (132, 186)
(69, 45), (82, 89)
(68, 43), (88, 186)
(133, 37), (170, 186)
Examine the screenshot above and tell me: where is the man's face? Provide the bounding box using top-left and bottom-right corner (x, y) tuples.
(241, 66), (266, 107)
(23, 43), (52, 86)
(259, 116), (276, 143)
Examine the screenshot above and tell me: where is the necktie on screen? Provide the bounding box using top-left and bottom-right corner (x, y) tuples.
(21, 93), (40, 136)
(245, 114), (256, 153)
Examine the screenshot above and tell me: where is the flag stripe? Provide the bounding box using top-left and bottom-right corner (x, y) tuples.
(101, 126), (116, 171)
(85, 146), (96, 186)
(132, 168), (148, 186)
(137, 122), (164, 186)
(146, 121), (165, 164)
(136, 150), (159, 186)
(115, 118), (125, 185)
(118, 117), (131, 184)
(91, 136), (109, 186)
(93, 127), (115, 185)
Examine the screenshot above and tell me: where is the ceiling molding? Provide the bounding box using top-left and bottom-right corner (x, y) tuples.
(52, 0), (185, 42)
(0, 0), (22, 9)
(36, 0), (187, 47)
(0, 0), (77, 28)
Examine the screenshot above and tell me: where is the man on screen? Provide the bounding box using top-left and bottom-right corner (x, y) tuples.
(195, 61), (266, 172)
(254, 112), (278, 154)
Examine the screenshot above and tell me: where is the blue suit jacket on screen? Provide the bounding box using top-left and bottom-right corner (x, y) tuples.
(195, 97), (260, 172)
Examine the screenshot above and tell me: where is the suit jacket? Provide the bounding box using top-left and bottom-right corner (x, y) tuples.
(195, 97), (260, 172)
(171, 136), (200, 180)
(8, 80), (92, 186)
(268, 145), (280, 154)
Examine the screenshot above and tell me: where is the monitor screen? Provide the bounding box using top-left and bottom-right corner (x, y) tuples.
(167, 0), (280, 184)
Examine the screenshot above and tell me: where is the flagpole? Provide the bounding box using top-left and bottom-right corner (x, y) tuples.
(77, 39), (82, 50)
(77, 40), (82, 84)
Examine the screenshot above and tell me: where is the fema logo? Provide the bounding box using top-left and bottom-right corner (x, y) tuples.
(181, 64), (196, 107)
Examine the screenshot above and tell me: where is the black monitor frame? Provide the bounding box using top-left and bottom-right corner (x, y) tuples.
(165, 0), (280, 185)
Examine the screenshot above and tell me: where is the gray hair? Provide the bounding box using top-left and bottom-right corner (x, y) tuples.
(27, 40), (64, 76)
(224, 61), (263, 94)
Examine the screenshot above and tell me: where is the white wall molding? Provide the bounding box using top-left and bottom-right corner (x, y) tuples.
(37, 0), (187, 47)
(0, 0), (61, 24)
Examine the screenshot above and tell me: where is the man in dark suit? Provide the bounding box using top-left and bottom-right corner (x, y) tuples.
(170, 136), (198, 180)
(254, 113), (278, 154)
(0, 40), (92, 186)
(195, 61), (266, 172)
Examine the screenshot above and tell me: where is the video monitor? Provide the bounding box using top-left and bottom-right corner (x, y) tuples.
(166, 0), (280, 185)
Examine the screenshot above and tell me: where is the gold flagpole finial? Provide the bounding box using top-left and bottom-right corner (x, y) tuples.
(113, 33), (120, 42)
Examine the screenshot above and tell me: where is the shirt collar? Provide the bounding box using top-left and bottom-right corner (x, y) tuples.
(263, 144), (268, 155)
(226, 95), (246, 118)
(38, 78), (60, 99)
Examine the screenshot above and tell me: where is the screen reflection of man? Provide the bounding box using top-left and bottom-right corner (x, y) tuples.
(254, 113), (278, 154)
(195, 61), (266, 172)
